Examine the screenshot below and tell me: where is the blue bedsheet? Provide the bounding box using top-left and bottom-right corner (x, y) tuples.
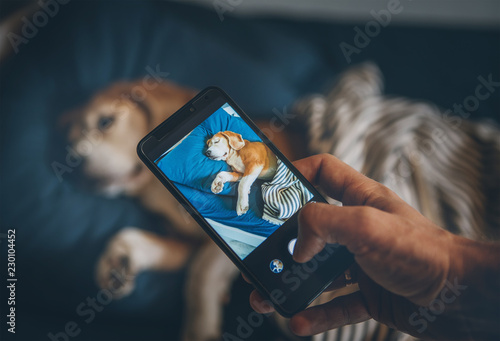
(157, 106), (279, 237)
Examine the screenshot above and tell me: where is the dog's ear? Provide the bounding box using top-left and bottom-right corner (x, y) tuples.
(221, 131), (245, 150)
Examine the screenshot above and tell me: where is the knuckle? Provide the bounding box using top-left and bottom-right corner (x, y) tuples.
(355, 207), (377, 228)
(319, 153), (335, 162)
(376, 184), (396, 199)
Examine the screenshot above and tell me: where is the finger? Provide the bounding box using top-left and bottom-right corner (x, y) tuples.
(289, 291), (370, 336)
(294, 202), (378, 262)
(241, 272), (251, 284)
(292, 154), (371, 204)
(293, 154), (404, 210)
(249, 290), (275, 314)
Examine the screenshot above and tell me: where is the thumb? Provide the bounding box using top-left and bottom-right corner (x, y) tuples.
(294, 202), (375, 263)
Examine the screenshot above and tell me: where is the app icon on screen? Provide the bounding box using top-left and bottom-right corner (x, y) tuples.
(270, 259), (284, 273)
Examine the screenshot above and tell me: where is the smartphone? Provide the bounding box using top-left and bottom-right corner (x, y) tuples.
(137, 87), (354, 317)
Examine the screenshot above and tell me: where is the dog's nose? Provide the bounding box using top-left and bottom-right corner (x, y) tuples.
(205, 150), (211, 156)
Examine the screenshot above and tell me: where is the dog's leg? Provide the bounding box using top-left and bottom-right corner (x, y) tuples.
(96, 227), (192, 298)
(236, 165), (263, 216)
(183, 242), (239, 341)
(211, 171), (242, 194)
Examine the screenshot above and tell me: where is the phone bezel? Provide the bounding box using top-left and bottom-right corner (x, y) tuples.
(137, 87), (354, 317)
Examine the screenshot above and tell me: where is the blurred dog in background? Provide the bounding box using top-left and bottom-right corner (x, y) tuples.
(61, 80), (243, 340)
(61, 63), (499, 341)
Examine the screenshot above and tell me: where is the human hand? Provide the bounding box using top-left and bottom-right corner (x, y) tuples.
(247, 154), (499, 339)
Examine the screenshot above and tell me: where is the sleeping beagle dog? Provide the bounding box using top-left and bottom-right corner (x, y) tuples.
(206, 131), (278, 215)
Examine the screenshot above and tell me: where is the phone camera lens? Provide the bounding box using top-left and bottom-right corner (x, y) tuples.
(189, 107), (195, 112)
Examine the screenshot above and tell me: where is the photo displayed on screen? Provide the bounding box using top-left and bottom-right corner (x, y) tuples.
(155, 103), (314, 259)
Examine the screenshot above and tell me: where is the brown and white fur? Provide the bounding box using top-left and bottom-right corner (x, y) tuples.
(206, 131), (278, 215)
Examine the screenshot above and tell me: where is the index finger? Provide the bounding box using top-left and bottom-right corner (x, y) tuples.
(293, 154), (401, 209)
(292, 154), (367, 204)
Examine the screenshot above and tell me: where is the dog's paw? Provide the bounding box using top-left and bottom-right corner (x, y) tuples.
(95, 227), (147, 299)
(236, 199), (249, 216)
(211, 180), (223, 194)
(211, 175), (225, 194)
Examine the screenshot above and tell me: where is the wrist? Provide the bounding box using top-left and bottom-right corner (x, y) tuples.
(443, 235), (500, 337)
(447, 235), (500, 303)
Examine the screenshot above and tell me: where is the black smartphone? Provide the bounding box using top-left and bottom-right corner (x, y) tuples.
(137, 87), (354, 317)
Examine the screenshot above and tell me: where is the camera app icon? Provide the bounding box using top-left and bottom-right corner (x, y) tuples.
(270, 259), (284, 274)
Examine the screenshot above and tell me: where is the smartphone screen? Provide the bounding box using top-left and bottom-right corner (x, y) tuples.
(138, 87), (353, 316)
(155, 102), (314, 259)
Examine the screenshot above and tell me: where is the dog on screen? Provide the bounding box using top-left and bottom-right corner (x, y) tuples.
(206, 131), (277, 215)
